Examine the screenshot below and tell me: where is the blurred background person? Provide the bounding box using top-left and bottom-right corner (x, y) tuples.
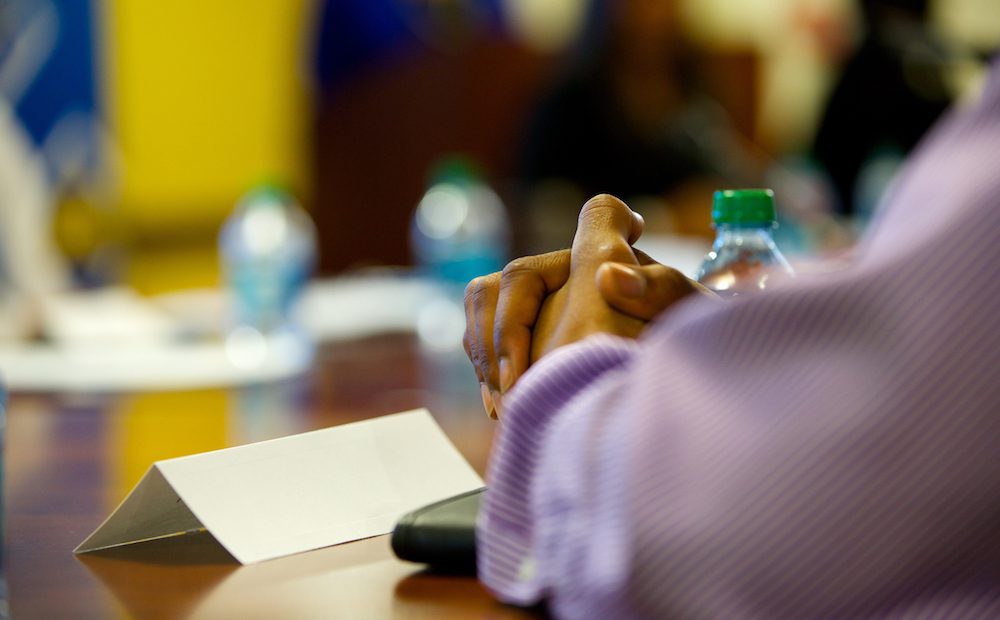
(811, 0), (956, 221)
(517, 0), (762, 248)
(0, 0), (103, 340)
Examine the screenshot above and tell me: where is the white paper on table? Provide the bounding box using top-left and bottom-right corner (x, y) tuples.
(74, 409), (485, 564)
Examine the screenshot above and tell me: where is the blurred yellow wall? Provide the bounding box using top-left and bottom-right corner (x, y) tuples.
(112, 390), (230, 501)
(102, 0), (315, 291)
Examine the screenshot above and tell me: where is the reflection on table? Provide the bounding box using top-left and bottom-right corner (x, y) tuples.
(7, 333), (542, 619)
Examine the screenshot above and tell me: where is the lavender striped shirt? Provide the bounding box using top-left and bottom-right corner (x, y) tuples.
(479, 59), (1000, 619)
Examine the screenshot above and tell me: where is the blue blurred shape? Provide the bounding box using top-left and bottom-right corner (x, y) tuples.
(2, 0), (98, 153)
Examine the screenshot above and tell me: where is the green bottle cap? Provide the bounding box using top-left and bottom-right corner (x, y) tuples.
(712, 189), (776, 226)
(248, 180), (293, 203)
(428, 155), (482, 187)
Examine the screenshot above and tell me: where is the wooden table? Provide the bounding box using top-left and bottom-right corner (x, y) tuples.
(6, 333), (542, 619)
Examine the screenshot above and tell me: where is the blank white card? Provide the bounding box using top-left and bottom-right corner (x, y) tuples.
(75, 409), (485, 564)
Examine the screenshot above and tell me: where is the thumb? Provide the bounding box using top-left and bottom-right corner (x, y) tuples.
(596, 261), (710, 321)
(571, 195), (644, 268)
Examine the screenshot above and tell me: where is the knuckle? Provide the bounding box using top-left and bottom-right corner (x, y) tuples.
(539, 248), (573, 275)
(464, 273), (498, 308)
(469, 286), (492, 310)
(501, 249), (570, 291)
(501, 256), (534, 278)
(584, 193), (621, 209)
(464, 276), (485, 300)
(579, 194), (627, 222)
(500, 258), (543, 297)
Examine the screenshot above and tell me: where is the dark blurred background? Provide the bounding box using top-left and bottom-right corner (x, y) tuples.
(0, 0), (997, 313)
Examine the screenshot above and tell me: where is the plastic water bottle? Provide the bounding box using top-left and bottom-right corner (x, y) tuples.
(696, 189), (793, 297)
(410, 158), (509, 352)
(219, 184), (317, 334)
(410, 158), (509, 289)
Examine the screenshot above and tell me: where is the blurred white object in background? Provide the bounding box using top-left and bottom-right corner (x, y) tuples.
(0, 96), (69, 340)
(0, 0), (73, 343)
(38, 287), (175, 347)
(0, 272), (444, 392)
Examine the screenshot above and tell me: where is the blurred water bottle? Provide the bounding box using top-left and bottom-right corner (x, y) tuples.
(410, 158), (510, 288)
(219, 184), (317, 334)
(696, 189), (794, 297)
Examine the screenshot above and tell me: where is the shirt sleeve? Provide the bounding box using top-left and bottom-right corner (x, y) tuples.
(477, 64), (1000, 619)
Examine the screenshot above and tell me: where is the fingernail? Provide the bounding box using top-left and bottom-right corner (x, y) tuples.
(607, 263), (646, 298)
(480, 383), (495, 418)
(499, 357), (514, 393)
(492, 391), (503, 419)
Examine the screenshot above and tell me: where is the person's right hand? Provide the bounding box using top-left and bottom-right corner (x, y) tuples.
(464, 195), (713, 419)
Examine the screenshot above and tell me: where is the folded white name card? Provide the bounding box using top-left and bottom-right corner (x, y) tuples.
(75, 409), (485, 564)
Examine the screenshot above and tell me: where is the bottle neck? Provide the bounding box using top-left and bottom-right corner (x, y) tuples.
(711, 223), (777, 249)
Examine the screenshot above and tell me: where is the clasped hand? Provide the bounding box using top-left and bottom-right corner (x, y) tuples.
(463, 194), (713, 419)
